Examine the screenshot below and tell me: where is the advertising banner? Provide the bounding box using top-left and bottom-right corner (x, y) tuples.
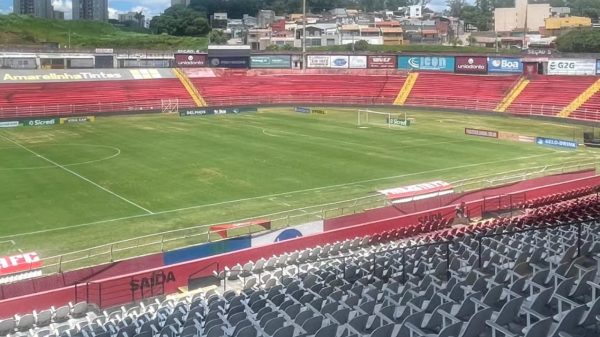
(378, 180), (453, 202)
(388, 117), (411, 126)
(180, 107), (257, 117)
(367, 55), (396, 69)
(488, 57), (523, 73)
(329, 55), (349, 68)
(0, 121), (20, 128)
(21, 118), (58, 127)
(349, 56), (367, 69)
(536, 137), (578, 149)
(294, 107), (311, 113)
(251, 221), (324, 247)
(250, 55), (292, 69)
(0, 69), (173, 83)
(455, 56), (488, 74)
(210, 219), (271, 238)
(307, 55), (330, 68)
(59, 116), (95, 124)
(208, 57), (249, 68)
(547, 59), (596, 76)
(465, 128), (498, 138)
(0, 252), (42, 276)
(397, 56), (454, 72)
(174, 53), (207, 67)
(597, 60), (600, 75)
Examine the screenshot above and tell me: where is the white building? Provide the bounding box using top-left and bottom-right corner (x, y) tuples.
(494, 0), (551, 32)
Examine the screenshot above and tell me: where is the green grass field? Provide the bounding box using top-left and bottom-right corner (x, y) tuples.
(0, 108), (598, 269)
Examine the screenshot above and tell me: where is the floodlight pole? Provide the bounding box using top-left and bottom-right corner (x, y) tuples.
(302, 0), (307, 69)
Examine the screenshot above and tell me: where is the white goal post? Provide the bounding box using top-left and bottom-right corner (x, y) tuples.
(357, 109), (410, 128)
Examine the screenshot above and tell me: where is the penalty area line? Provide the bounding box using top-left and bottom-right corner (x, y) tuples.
(0, 133), (153, 215)
(0, 152), (560, 239)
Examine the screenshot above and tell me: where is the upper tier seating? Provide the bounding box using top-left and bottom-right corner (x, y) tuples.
(0, 79), (193, 118)
(404, 73), (519, 111)
(191, 73), (407, 106)
(4, 190), (600, 337)
(506, 76), (598, 117)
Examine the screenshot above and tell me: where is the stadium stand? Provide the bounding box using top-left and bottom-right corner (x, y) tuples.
(0, 79), (194, 117)
(404, 73), (519, 111)
(506, 76), (599, 117)
(189, 73), (408, 106)
(2, 190), (599, 337)
(571, 89), (600, 122)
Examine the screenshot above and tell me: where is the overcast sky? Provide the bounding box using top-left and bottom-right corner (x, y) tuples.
(0, 0), (448, 20)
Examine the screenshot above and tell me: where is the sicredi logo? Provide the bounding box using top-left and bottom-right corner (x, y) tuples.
(28, 119), (55, 126)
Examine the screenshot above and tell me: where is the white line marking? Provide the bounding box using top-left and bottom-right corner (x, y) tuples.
(0, 151), (561, 239)
(0, 134), (153, 215)
(0, 144), (121, 171)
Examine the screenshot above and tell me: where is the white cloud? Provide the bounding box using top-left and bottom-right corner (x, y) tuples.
(108, 7), (119, 19)
(52, 0), (72, 19)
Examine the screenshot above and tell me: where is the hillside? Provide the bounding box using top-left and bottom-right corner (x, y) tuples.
(0, 14), (208, 50)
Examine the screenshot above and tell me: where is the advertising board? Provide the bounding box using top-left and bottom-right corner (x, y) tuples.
(251, 221), (324, 247)
(250, 55), (291, 69)
(59, 116), (95, 124)
(536, 137), (578, 149)
(174, 53), (207, 67)
(208, 57), (249, 68)
(597, 60), (600, 75)
(180, 107), (257, 117)
(388, 117), (411, 126)
(329, 55), (349, 68)
(378, 180), (453, 202)
(367, 55), (396, 69)
(307, 55), (330, 68)
(0, 121), (20, 128)
(0, 69), (173, 83)
(455, 56), (488, 74)
(349, 56), (367, 69)
(0, 252), (42, 276)
(547, 59), (596, 76)
(21, 118), (58, 127)
(465, 128), (498, 138)
(488, 57), (523, 73)
(294, 107), (311, 113)
(397, 56), (454, 72)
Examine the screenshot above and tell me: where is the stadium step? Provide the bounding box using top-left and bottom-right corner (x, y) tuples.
(558, 78), (600, 118)
(173, 68), (207, 107)
(495, 77), (530, 112)
(394, 72), (419, 105)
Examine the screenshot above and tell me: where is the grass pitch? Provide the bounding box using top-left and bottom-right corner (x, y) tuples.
(0, 108), (597, 264)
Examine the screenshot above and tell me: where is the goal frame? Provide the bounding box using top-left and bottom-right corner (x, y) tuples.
(357, 109), (408, 128)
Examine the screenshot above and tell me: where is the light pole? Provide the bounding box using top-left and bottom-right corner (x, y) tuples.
(302, 0), (307, 69)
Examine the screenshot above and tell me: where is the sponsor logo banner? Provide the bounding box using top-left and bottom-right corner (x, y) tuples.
(367, 55), (396, 69)
(250, 55), (292, 69)
(208, 57), (249, 68)
(251, 221), (324, 247)
(0, 252), (42, 276)
(455, 56), (488, 74)
(488, 57), (523, 73)
(307, 55), (330, 68)
(349, 56), (367, 69)
(388, 117), (411, 126)
(0, 69), (174, 83)
(22, 118), (58, 127)
(547, 59), (596, 76)
(536, 137), (578, 149)
(59, 116), (95, 124)
(0, 121), (20, 128)
(329, 55), (349, 68)
(210, 219), (271, 238)
(397, 56), (454, 72)
(311, 109), (326, 114)
(518, 135), (535, 143)
(180, 107), (258, 117)
(597, 60), (600, 75)
(465, 128), (498, 138)
(174, 53), (207, 67)
(378, 180), (453, 201)
(294, 107), (311, 113)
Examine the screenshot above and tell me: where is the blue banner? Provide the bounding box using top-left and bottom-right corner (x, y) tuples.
(536, 137), (578, 150)
(163, 236), (251, 265)
(397, 56), (454, 72)
(294, 107), (311, 113)
(488, 57), (523, 73)
(597, 59), (600, 75)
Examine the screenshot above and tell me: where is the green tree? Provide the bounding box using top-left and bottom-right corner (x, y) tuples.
(352, 39), (370, 51)
(447, 0), (466, 17)
(208, 29), (228, 44)
(556, 29), (600, 52)
(150, 5), (210, 36)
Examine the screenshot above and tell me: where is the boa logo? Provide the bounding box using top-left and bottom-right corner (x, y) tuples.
(274, 229), (303, 242)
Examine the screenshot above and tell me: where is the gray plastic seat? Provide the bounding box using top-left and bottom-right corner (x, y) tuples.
(0, 319), (15, 337)
(16, 314), (35, 332)
(486, 296), (526, 337)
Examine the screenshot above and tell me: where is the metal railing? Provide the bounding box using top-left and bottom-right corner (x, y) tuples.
(1, 96), (600, 120)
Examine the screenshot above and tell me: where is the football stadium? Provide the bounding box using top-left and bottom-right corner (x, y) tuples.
(2, 49), (600, 337)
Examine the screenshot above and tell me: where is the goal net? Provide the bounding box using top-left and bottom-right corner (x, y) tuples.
(357, 109), (410, 128)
